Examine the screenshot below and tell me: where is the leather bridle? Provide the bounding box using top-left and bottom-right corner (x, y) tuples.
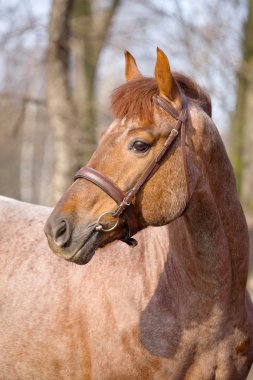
(74, 93), (189, 247)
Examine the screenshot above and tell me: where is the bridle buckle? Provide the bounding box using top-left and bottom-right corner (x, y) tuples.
(123, 198), (131, 206)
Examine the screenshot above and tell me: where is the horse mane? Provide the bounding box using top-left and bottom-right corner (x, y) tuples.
(111, 73), (212, 122)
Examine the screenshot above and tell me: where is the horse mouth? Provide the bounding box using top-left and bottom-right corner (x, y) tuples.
(67, 228), (100, 265)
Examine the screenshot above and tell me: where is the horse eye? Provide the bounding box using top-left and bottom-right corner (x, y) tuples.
(132, 141), (150, 153)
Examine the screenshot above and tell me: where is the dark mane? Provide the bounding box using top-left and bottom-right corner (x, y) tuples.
(111, 73), (212, 122)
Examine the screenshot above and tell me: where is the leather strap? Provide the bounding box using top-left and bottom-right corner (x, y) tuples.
(181, 120), (190, 205)
(155, 93), (190, 204)
(153, 96), (181, 119)
(113, 128), (181, 217)
(153, 93), (188, 122)
(75, 167), (124, 205)
(74, 167), (138, 238)
(114, 94), (189, 217)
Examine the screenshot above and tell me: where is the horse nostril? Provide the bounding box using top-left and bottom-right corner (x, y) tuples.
(54, 219), (72, 248)
(55, 221), (67, 239)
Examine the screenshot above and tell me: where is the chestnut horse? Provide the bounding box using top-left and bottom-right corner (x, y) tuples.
(1, 48), (253, 379)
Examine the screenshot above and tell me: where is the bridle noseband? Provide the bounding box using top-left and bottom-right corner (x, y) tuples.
(74, 93), (189, 247)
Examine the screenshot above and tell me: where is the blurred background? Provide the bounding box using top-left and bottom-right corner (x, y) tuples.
(0, 0), (253, 375)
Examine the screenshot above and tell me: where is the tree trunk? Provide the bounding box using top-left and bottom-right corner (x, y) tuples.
(71, 0), (120, 164)
(230, 0), (253, 211)
(46, 0), (85, 204)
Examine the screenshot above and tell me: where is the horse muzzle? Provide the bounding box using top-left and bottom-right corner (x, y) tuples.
(44, 208), (134, 264)
(44, 213), (99, 264)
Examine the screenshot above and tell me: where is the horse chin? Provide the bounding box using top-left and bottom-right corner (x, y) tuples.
(66, 230), (100, 265)
(63, 226), (127, 265)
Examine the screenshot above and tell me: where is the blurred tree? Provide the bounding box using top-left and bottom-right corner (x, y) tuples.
(0, 1), (51, 204)
(71, 0), (120, 163)
(46, 0), (120, 202)
(230, 0), (253, 211)
(46, 0), (84, 203)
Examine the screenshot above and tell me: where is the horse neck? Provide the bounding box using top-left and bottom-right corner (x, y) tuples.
(167, 107), (249, 307)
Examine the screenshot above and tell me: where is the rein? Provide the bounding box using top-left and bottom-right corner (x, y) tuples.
(74, 93), (189, 247)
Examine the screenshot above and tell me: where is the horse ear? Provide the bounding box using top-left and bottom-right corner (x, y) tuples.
(124, 51), (142, 81)
(155, 47), (180, 103)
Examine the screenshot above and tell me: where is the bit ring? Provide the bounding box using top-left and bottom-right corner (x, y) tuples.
(95, 211), (119, 232)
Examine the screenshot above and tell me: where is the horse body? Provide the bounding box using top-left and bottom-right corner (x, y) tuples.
(1, 49), (253, 379)
(0, 196), (170, 379)
(1, 193), (252, 380)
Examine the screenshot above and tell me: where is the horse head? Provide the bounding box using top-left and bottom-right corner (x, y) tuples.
(44, 49), (200, 264)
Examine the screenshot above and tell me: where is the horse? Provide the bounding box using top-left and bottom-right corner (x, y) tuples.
(1, 48), (253, 379)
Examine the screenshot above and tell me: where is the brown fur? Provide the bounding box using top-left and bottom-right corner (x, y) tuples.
(111, 73), (211, 122)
